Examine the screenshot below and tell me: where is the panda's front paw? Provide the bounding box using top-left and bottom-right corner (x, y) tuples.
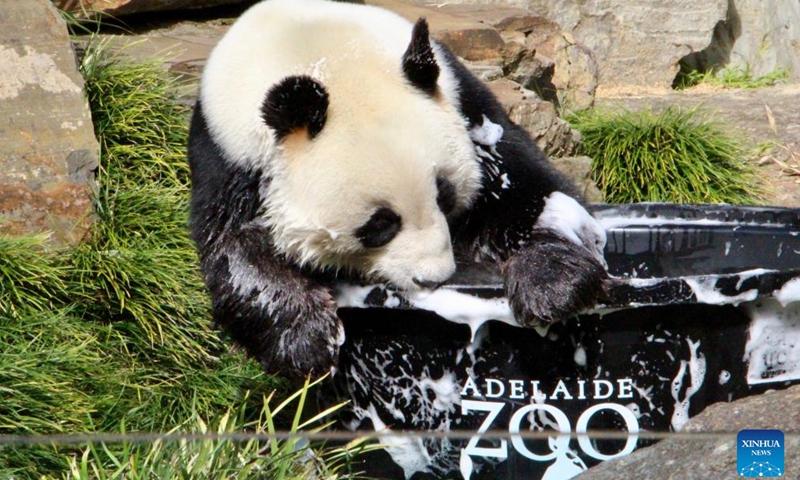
(503, 229), (608, 327)
(259, 301), (344, 381)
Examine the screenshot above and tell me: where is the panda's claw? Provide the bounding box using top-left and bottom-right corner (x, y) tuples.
(503, 229), (608, 327)
(256, 306), (343, 381)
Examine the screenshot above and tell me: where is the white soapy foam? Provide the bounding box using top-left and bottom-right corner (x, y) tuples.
(404, 289), (514, 323)
(573, 345), (587, 367)
(684, 276), (758, 306)
(540, 442), (587, 480)
(626, 402), (642, 419)
(633, 383), (657, 412)
(419, 371), (462, 413)
(344, 340), (468, 477)
(623, 277), (671, 288)
(404, 289), (518, 341)
(670, 338), (706, 431)
(735, 269), (774, 289)
(364, 404), (432, 479)
(594, 213), (787, 231)
(773, 277), (800, 307)
(335, 284), (380, 308)
(499, 173), (511, 189)
(469, 115), (504, 147)
(536, 192), (608, 267)
(718, 370), (731, 385)
(335, 284), (556, 341)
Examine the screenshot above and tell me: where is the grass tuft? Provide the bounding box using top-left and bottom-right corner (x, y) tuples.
(59, 377), (374, 480)
(68, 40), (220, 371)
(0, 236), (69, 315)
(675, 63), (789, 90)
(568, 106), (763, 204)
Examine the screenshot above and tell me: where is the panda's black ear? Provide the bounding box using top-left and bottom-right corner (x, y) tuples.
(261, 75), (329, 141)
(402, 18), (439, 95)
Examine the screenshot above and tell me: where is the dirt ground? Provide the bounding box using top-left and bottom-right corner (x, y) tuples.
(595, 83), (800, 208)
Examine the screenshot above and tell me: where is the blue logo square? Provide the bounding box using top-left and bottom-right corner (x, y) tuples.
(737, 429), (784, 477)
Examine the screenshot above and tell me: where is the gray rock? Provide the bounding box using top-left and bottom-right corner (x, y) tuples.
(1, 0), (97, 245)
(546, 33), (598, 110)
(52, 0), (250, 17)
(409, 0), (728, 89)
(576, 385), (800, 479)
(538, 0), (728, 90)
(86, 21), (229, 91)
(428, 4), (598, 109)
(486, 78), (579, 157)
(550, 156), (603, 203)
(503, 46), (555, 95)
(681, 0), (800, 82)
(464, 60), (506, 82)
(367, 0), (507, 63)
(415, 0), (800, 87)
(395, 1), (599, 108)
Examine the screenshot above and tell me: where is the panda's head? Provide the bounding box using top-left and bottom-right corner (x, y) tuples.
(201, 8), (481, 290)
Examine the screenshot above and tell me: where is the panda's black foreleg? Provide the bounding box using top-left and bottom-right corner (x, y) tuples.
(201, 225), (343, 381)
(502, 229), (608, 327)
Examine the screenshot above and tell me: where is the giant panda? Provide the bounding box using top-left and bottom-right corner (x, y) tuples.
(188, 0), (608, 380)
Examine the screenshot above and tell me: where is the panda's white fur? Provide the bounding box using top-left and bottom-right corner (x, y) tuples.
(188, 0), (608, 379)
(201, 0), (480, 289)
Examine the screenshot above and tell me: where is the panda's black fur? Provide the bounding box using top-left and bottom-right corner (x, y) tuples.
(188, 1), (607, 380)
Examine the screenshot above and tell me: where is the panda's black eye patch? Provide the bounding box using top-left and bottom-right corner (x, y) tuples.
(436, 176), (458, 215)
(356, 207), (402, 248)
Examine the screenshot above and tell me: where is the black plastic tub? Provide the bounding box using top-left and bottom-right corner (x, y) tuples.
(326, 204), (800, 480)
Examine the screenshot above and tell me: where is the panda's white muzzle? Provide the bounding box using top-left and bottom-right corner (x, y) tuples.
(371, 213), (456, 291)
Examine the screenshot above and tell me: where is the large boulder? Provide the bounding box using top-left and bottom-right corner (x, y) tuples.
(1, 0), (97, 245)
(576, 385), (800, 479)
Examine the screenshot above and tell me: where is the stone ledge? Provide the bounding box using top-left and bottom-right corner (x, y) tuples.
(1, 0), (98, 244)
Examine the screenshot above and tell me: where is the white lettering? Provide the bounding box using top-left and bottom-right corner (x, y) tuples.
(617, 379), (634, 399)
(458, 377), (638, 401)
(576, 403), (640, 461)
(509, 380), (525, 399)
(461, 400), (508, 459)
(550, 380), (574, 400)
(460, 377), (482, 397)
(508, 404), (571, 462)
(485, 379), (505, 398)
(459, 400), (642, 467)
(577, 380), (587, 400)
(741, 440), (781, 448)
(593, 380), (614, 400)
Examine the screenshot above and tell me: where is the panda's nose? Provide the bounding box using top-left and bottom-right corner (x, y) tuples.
(412, 277), (445, 290)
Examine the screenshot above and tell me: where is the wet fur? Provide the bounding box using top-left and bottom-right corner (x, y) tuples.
(188, 0), (607, 379)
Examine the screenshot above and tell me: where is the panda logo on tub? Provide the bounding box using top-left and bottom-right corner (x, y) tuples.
(188, 0), (608, 379)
